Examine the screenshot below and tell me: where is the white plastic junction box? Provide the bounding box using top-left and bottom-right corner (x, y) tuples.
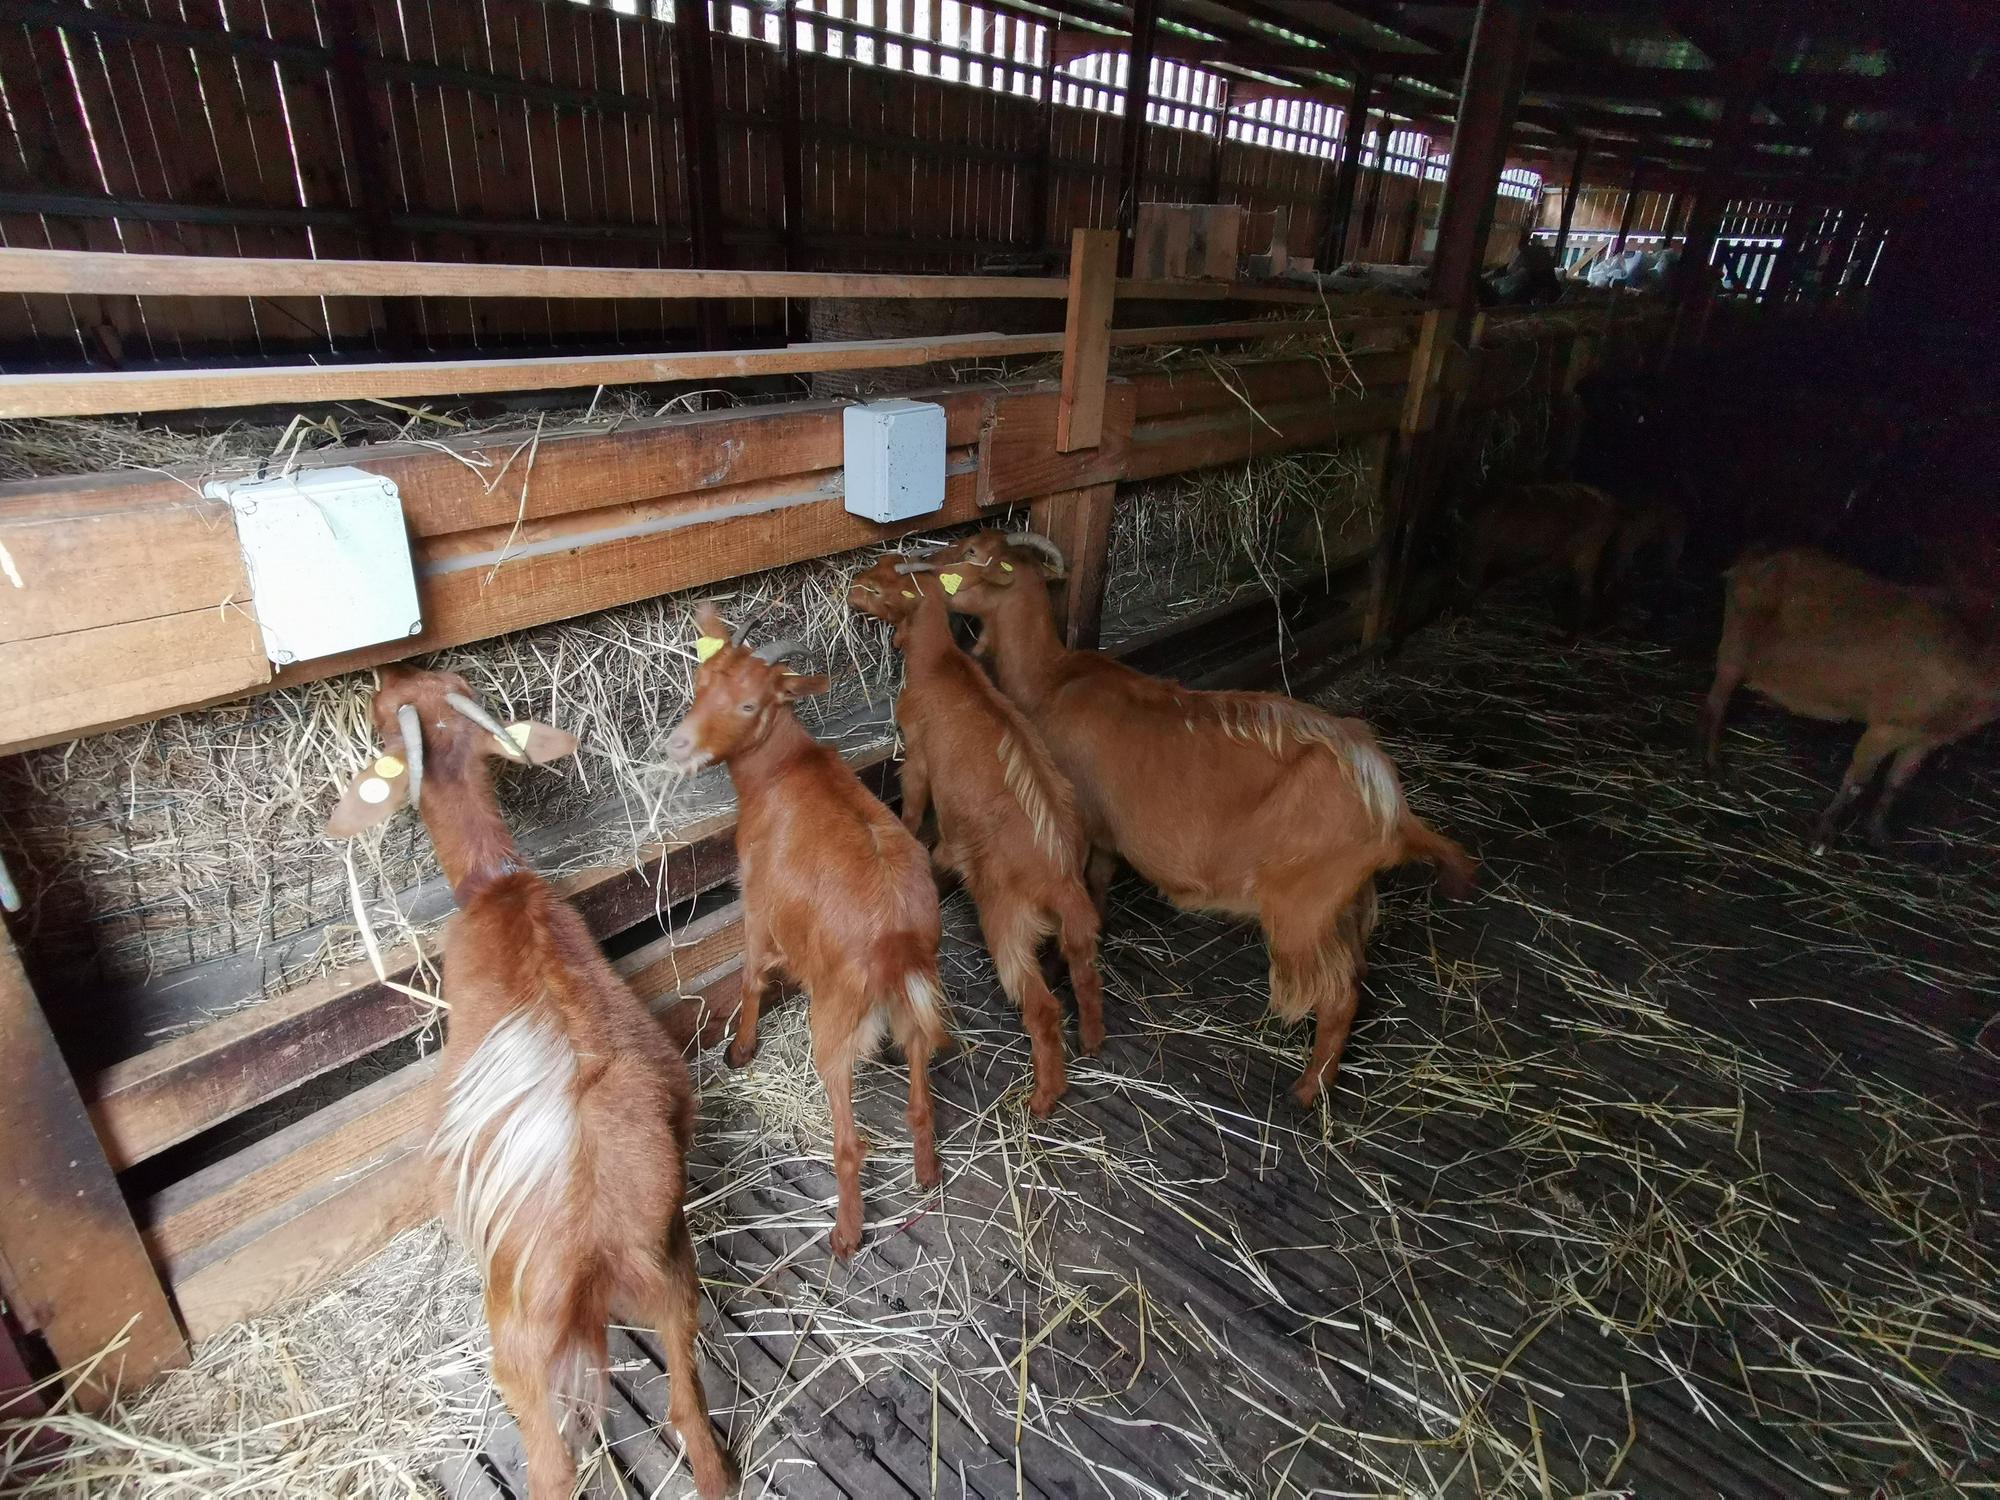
(842, 398), (947, 523)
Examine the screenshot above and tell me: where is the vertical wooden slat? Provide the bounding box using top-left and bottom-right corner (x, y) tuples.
(1029, 481), (1116, 650)
(1428, 0), (1539, 325)
(672, 0), (726, 345)
(0, 928), (186, 1408)
(1551, 137), (1589, 267)
(1364, 306), (1447, 646)
(1055, 225), (1115, 453)
(1317, 70), (1371, 268)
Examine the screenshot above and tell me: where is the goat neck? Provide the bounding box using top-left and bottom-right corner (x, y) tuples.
(414, 744), (524, 904)
(982, 571), (1070, 710)
(716, 701), (818, 803)
(895, 584), (958, 666)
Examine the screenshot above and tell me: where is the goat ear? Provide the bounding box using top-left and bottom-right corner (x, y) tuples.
(779, 673), (830, 702)
(494, 719), (580, 764)
(692, 601), (732, 652)
(324, 754), (413, 838)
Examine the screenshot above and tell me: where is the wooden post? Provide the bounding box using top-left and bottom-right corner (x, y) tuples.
(1551, 137), (1590, 268)
(321, 0), (413, 352)
(1397, 170), (1425, 264)
(1428, 0), (1540, 324)
(1352, 113), (1389, 261)
(1057, 228), (1117, 452)
(1113, 0), (1159, 258)
(1030, 27), (1060, 256)
(1203, 76), (1231, 204)
(1673, 49), (1769, 310)
(1611, 159), (1642, 254)
(0, 930), (187, 1407)
(1030, 483), (1117, 649)
(1364, 308), (1448, 645)
(1317, 71), (1374, 269)
(672, 0), (728, 349)
(777, 0), (808, 339)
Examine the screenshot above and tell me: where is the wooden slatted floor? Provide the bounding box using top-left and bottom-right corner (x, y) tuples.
(442, 593), (2000, 1499)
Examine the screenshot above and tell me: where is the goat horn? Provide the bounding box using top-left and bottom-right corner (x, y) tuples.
(893, 561), (937, 574)
(751, 638), (801, 665)
(396, 703), (425, 810)
(445, 691), (527, 760)
(1003, 531), (1069, 576)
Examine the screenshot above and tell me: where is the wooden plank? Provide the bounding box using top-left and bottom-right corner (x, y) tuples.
(168, 1136), (431, 1341)
(144, 1059), (437, 1267)
(1129, 352), (1410, 419)
(1056, 227), (1117, 452)
(0, 483), (246, 640)
(0, 331), (1072, 417)
(1123, 392), (1405, 480)
(0, 607), (270, 753)
(1028, 482), (1115, 649)
(981, 383), (1134, 506)
(0, 931), (186, 1405)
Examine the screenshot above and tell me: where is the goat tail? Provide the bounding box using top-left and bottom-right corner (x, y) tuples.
(871, 935), (950, 1049)
(1397, 816), (1479, 900)
(431, 1004), (580, 1287)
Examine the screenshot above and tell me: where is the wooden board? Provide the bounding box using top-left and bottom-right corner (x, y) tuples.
(0, 933), (186, 1405)
(1029, 483), (1115, 649)
(980, 383), (1134, 506)
(0, 247), (1071, 301)
(0, 332), (1072, 418)
(1056, 228), (1116, 453)
(1124, 393), (1407, 480)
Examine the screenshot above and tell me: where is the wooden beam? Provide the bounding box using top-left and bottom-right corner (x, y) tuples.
(1113, 0), (1160, 252)
(318, 0), (413, 352)
(0, 250), (1074, 304)
(1057, 229), (1119, 453)
(1612, 158), (1644, 253)
(1352, 114), (1391, 262)
(1366, 307), (1449, 645)
(672, 0), (728, 348)
(1675, 46), (1772, 307)
(1029, 484), (1117, 649)
(1428, 0), (1541, 322)
(0, 333), (1063, 418)
(0, 930), (185, 1405)
(1552, 138), (1590, 265)
(777, 0), (809, 318)
(1318, 72), (1375, 268)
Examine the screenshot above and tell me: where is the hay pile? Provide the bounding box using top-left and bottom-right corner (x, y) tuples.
(1103, 446), (1380, 644)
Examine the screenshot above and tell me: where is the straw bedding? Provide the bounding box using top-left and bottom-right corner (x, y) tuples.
(9, 593), (1993, 1498)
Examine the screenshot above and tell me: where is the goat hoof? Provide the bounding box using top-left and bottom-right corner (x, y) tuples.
(1290, 1077), (1324, 1111)
(830, 1224), (862, 1261)
(724, 1039), (759, 1069)
(691, 1450), (741, 1500)
(1079, 1020), (1106, 1057)
(914, 1150), (943, 1190)
(1028, 1087), (1064, 1119)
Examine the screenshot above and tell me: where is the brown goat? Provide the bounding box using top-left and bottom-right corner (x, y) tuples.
(1460, 481), (1623, 632)
(1702, 547), (2000, 851)
(920, 531), (1477, 1107)
(324, 666), (736, 1500)
(848, 553), (1105, 1116)
(663, 604), (948, 1259)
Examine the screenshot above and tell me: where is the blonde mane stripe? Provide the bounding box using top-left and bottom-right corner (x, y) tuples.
(430, 1007), (578, 1282)
(997, 730), (1072, 870)
(1205, 693), (1403, 837)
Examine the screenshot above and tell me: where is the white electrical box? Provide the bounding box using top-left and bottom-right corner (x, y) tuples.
(206, 466), (421, 668)
(842, 398), (947, 523)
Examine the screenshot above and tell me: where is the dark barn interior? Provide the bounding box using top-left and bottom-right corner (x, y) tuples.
(0, 2), (1994, 1497)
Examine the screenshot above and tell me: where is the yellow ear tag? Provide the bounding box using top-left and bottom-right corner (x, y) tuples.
(505, 723), (533, 751)
(372, 755), (405, 779)
(939, 573), (963, 595)
(695, 636), (726, 663)
(901, 589), (916, 599)
(999, 561), (1015, 572)
(357, 776), (392, 805)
